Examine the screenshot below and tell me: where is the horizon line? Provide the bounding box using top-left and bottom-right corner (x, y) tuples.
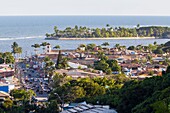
(0, 14), (170, 16)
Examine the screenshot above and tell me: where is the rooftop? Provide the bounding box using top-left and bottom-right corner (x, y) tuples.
(61, 103), (117, 113)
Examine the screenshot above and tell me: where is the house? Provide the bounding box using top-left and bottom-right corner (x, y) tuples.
(68, 62), (87, 69)
(0, 91), (10, 102)
(153, 57), (164, 62)
(0, 64), (14, 78)
(0, 84), (15, 93)
(61, 102), (117, 113)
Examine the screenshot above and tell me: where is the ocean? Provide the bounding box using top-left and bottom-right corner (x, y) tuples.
(0, 16), (170, 56)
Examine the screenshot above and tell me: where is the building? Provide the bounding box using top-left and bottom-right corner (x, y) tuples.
(0, 91), (10, 102)
(0, 84), (15, 93)
(61, 102), (117, 113)
(0, 64), (14, 78)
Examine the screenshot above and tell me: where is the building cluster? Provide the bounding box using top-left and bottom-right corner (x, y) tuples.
(43, 45), (167, 80)
(0, 64), (16, 101)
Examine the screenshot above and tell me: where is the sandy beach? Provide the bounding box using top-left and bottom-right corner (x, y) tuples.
(46, 37), (156, 40)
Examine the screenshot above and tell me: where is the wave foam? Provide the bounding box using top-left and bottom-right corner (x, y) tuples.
(0, 36), (44, 41)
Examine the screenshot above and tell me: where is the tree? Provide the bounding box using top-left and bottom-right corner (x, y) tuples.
(166, 65), (170, 74)
(128, 46), (135, 50)
(102, 42), (110, 46)
(106, 24), (110, 28)
(53, 45), (60, 50)
(31, 44), (40, 55)
(87, 44), (96, 51)
(40, 42), (50, 53)
(107, 60), (121, 72)
(44, 56), (55, 78)
(154, 41), (157, 45)
(46, 100), (59, 113)
(2, 98), (13, 109)
(137, 24), (140, 29)
(11, 42), (18, 56)
(58, 57), (69, 69)
(16, 47), (22, 58)
(95, 60), (109, 72)
(55, 50), (62, 69)
(54, 26), (59, 35)
(79, 44), (86, 48)
(69, 86), (86, 102)
(95, 28), (102, 37)
(0, 52), (15, 64)
(115, 44), (120, 49)
(11, 42), (22, 58)
(105, 68), (112, 75)
(10, 89), (36, 101)
(46, 33), (51, 37)
(52, 73), (69, 88)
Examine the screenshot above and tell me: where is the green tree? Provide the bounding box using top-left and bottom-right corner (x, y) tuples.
(46, 100), (59, 113)
(54, 26), (59, 35)
(2, 98), (13, 109)
(40, 42), (50, 53)
(102, 42), (110, 46)
(52, 73), (69, 88)
(31, 44), (40, 55)
(11, 42), (22, 58)
(53, 45), (60, 50)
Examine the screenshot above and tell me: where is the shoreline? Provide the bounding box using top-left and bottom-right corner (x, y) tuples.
(45, 37), (156, 40)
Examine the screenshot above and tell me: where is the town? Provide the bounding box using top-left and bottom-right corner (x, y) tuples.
(0, 40), (170, 113)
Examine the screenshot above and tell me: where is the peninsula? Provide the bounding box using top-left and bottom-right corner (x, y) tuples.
(45, 25), (170, 40)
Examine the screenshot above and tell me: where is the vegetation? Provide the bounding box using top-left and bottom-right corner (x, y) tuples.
(40, 42), (50, 53)
(11, 42), (22, 58)
(49, 73), (129, 104)
(94, 52), (121, 74)
(0, 89), (59, 113)
(48, 66), (170, 113)
(31, 44), (40, 54)
(53, 45), (60, 50)
(55, 50), (69, 69)
(0, 52), (15, 64)
(46, 25), (170, 38)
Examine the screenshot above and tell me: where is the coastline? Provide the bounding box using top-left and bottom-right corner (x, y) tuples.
(45, 37), (156, 40)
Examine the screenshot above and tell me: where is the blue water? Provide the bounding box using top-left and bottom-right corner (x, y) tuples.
(0, 16), (170, 38)
(0, 16), (170, 55)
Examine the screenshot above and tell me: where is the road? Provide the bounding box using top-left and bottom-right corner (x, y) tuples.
(16, 61), (50, 100)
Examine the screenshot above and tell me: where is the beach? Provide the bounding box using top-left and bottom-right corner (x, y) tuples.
(46, 37), (156, 40)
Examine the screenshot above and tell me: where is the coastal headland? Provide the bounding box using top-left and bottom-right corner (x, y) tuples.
(45, 37), (155, 40)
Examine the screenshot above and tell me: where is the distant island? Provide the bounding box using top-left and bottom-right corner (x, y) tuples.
(45, 25), (170, 40)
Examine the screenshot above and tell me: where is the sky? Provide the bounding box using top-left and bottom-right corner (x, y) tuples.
(0, 0), (169, 16)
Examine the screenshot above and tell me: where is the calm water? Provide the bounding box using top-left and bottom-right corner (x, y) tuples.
(0, 16), (170, 55)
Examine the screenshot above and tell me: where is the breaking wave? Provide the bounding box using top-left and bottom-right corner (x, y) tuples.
(0, 36), (44, 41)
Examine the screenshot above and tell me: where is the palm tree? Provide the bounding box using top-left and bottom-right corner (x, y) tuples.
(53, 45), (60, 50)
(102, 42), (110, 54)
(11, 42), (19, 58)
(153, 41), (157, 45)
(60, 57), (68, 69)
(54, 26), (59, 36)
(45, 33), (51, 38)
(17, 47), (22, 58)
(136, 24), (140, 37)
(44, 57), (55, 79)
(31, 44), (40, 55)
(102, 42), (109, 46)
(40, 42), (49, 54)
(137, 24), (140, 28)
(115, 44), (120, 50)
(106, 24), (110, 28)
